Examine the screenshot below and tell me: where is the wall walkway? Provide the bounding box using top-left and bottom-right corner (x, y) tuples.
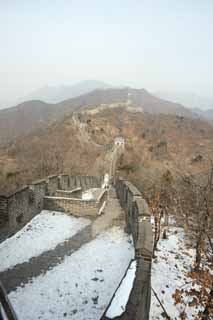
(0, 175), (153, 319)
(101, 178), (153, 320)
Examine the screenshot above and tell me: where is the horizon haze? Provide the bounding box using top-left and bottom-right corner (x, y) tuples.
(1, 0), (213, 108)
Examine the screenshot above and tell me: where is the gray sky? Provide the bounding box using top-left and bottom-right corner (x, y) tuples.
(1, 0), (213, 104)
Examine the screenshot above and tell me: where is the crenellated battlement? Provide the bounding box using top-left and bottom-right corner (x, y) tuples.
(0, 175), (102, 235)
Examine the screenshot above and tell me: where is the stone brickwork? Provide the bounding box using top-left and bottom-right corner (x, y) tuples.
(70, 176), (77, 189)
(0, 179), (47, 233)
(0, 175), (102, 234)
(7, 186), (33, 229)
(30, 179), (47, 214)
(55, 188), (82, 198)
(101, 178), (153, 320)
(0, 196), (8, 228)
(44, 197), (97, 217)
(46, 175), (59, 196)
(58, 175), (69, 190)
(43, 189), (107, 218)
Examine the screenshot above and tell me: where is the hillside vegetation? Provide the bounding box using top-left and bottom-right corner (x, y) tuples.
(0, 105), (212, 194)
(0, 88), (194, 147)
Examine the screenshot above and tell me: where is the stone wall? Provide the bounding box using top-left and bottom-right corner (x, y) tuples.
(0, 179), (47, 233)
(58, 175), (69, 190)
(30, 179), (47, 214)
(7, 186), (34, 229)
(101, 178), (153, 320)
(46, 175), (59, 196)
(0, 195), (8, 228)
(55, 188), (82, 198)
(0, 175), (102, 234)
(43, 189), (107, 218)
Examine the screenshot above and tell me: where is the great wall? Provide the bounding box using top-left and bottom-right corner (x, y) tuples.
(0, 138), (153, 320)
(1, 123), (212, 320)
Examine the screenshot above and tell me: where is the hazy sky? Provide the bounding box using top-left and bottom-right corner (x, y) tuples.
(1, 0), (213, 104)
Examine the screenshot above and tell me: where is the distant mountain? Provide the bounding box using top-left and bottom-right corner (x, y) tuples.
(18, 80), (112, 104)
(155, 91), (213, 121)
(0, 87), (194, 146)
(156, 91), (213, 111)
(192, 108), (213, 121)
(0, 101), (54, 146)
(59, 87), (194, 116)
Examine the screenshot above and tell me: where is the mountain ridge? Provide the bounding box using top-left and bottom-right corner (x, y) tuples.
(156, 91), (213, 121)
(17, 80), (112, 104)
(0, 87), (195, 147)
(191, 108), (213, 121)
(1, 106), (212, 194)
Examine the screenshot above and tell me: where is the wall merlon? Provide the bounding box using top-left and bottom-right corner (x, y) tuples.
(135, 221), (153, 258)
(134, 197), (151, 217)
(124, 181), (141, 196)
(58, 175), (69, 190)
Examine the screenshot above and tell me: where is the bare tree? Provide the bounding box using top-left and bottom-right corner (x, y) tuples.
(170, 165), (213, 319)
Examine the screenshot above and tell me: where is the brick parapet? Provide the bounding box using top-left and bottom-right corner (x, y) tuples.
(102, 178), (153, 320)
(43, 190), (107, 218)
(0, 175), (103, 233)
(55, 187), (82, 198)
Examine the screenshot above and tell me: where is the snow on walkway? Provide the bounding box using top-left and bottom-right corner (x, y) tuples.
(0, 210), (90, 272)
(9, 227), (134, 320)
(150, 227), (197, 320)
(106, 260), (136, 318)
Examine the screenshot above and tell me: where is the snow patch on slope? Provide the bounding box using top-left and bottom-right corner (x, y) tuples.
(150, 228), (199, 319)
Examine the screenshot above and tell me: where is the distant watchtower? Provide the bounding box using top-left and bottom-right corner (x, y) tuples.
(110, 137), (125, 184)
(114, 137), (125, 149)
(127, 92), (132, 107)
